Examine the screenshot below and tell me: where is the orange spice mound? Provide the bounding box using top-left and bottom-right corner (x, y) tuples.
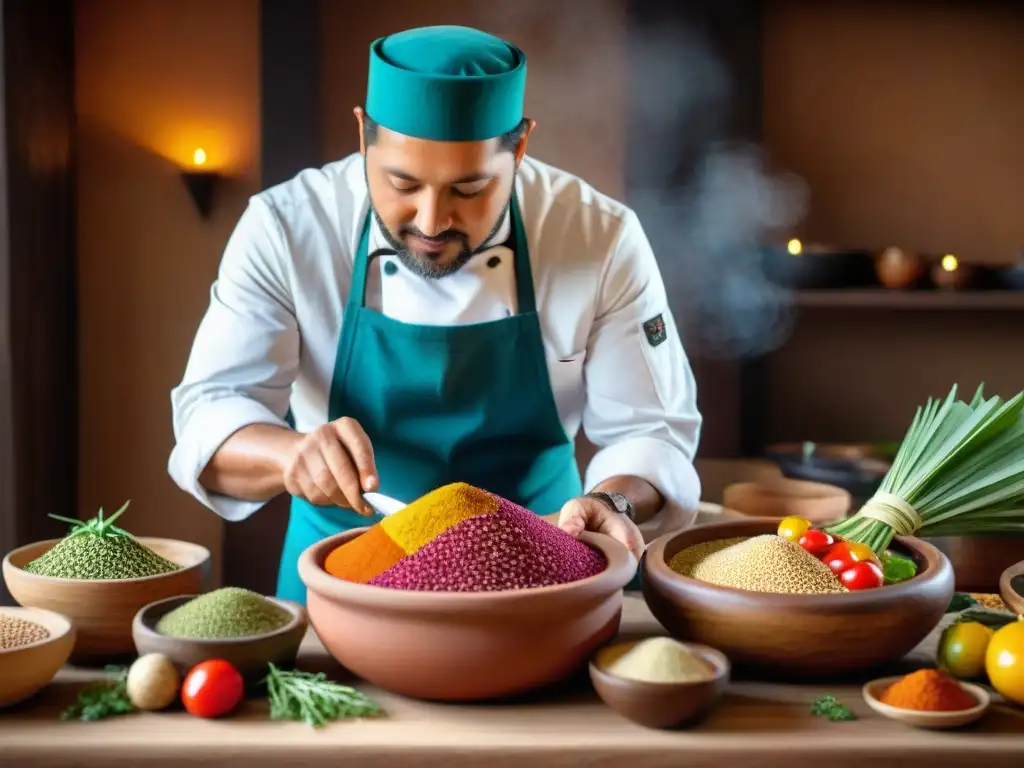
(880, 668), (977, 712)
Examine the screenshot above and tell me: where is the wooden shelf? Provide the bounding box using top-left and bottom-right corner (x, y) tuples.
(794, 289), (1024, 310)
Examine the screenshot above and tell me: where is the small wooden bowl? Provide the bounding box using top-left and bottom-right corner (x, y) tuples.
(3, 537), (211, 663)
(133, 594), (309, 687)
(722, 478), (851, 524)
(0, 606), (76, 707)
(998, 560), (1024, 616)
(862, 675), (990, 729)
(642, 518), (955, 679)
(589, 638), (730, 729)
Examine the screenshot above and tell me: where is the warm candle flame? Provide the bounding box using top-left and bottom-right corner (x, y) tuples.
(787, 238), (803, 256)
(192, 148), (207, 167)
(941, 254), (959, 272)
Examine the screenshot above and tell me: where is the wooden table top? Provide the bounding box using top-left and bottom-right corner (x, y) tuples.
(2, 595), (1022, 768)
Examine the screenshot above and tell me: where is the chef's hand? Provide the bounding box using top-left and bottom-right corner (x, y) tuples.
(282, 417), (379, 515)
(557, 496), (646, 564)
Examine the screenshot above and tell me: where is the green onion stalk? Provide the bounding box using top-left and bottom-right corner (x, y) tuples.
(827, 383), (1024, 557)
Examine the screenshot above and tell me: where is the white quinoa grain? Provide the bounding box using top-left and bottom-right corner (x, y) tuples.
(669, 534), (845, 594)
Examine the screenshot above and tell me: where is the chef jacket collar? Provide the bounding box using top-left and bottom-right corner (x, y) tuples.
(367, 202), (513, 260)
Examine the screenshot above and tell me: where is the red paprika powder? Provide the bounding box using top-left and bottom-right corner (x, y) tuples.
(880, 668), (977, 711)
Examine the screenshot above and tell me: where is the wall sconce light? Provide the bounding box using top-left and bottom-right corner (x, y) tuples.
(181, 148), (221, 219)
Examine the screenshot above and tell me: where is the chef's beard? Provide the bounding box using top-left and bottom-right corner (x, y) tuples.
(368, 186), (513, 280)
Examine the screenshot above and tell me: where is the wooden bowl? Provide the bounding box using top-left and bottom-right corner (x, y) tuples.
(133, 594), (308, 687)
(0, 606), (76, 707)
(3, 538), (211, 663)
(298, 527), (636, 702)
(998, 560), (1024, 616)
(722, 479), (851, 524)
(642, 518), (955, 679)
(862, 676), (990, 729)
(588, 638), (730, 729)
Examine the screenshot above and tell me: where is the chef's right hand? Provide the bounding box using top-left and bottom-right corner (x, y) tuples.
(281, 417), (379, 515)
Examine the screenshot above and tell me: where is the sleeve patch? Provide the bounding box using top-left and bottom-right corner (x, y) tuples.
(642, 313), (667, 348)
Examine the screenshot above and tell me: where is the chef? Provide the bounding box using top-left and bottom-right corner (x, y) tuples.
(169, 24), (703, 604)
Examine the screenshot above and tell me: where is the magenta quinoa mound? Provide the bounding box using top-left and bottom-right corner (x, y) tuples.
(368, 497), (608, 592)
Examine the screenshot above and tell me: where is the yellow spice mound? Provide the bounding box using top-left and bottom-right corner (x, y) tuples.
(670, 534), (845, 594)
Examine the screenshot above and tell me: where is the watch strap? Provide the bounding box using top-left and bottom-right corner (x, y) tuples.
(585, 491), (635, 522)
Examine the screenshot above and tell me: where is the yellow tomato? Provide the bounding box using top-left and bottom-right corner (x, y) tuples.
(777, 516), (811, 543)
(938, 621), (993, 679)
(844, 541), (881, 566)
(985, 620), (1024, 705)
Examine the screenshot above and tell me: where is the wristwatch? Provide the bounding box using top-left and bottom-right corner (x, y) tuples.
(586, 491), (635, 522)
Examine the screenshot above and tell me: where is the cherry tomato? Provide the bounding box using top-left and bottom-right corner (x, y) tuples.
(822, 543), (856, 575)
(823, 541), (881, 576)
(777, 516), (812, 543)
(845, 542), (880, 566)
(840, 560), (884, 591)
(181, 659), (244, 718)
(797, 529), (834, 557)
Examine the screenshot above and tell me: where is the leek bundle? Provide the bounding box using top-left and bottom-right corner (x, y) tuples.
(827, 383), (1024, 556)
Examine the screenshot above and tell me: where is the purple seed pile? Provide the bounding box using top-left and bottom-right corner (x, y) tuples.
(368, 497), (607, 592)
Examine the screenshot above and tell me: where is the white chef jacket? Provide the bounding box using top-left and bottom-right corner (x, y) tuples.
(168, 154), (703, 527)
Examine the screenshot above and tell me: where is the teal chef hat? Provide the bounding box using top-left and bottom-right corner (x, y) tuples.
(365, 25), (527, 142)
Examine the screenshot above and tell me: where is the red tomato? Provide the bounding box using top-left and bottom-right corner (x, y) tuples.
(840, 560), (884, 591)
(822, 542), (857, 575)
(797, 529), (834, 557)
(181, 659), (244, 718)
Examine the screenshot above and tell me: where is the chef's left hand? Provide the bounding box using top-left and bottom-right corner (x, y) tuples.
(557, 496), (645, 564)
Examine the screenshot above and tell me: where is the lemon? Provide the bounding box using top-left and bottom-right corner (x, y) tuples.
(986, 620), (1024, 706)
(937, 621), (993, 679)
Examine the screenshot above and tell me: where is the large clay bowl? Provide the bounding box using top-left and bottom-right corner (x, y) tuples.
(3, 538), (211, 663)
(133, 594), (308, 687)
(299, 528), (635, 702)
(0, 607), (76, 707)
(642, 518), (954, 680)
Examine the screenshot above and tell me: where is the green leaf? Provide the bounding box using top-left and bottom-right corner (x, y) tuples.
(946, 593), (978, 612)
(882, 551), (917, 585)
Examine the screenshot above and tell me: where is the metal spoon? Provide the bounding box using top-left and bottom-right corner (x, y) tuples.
(361, 492), (407, 517)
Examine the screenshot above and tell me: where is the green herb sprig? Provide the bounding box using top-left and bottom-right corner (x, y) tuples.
(60, 665), (135, 722)
(50, 500), (133, 540)
(811, 694), (856, 722)
(264, 663), (383, 727)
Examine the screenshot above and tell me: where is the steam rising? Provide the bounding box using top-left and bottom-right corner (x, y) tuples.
(468, 1), (808, 358)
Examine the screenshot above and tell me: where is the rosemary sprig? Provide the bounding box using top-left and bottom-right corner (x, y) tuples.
(264, 663), (383, 727)
(60, 665), (136, 721)
(50, 500), (133, 539)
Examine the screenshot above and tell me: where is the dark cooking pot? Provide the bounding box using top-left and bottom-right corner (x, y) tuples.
(773, 455), (889, 506)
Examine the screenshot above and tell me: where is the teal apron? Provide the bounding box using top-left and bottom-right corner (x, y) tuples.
(275, 194), (585, 603)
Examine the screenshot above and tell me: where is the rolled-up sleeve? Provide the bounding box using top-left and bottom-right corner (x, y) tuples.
(168, 196), (299, 522)
(581, 209), (703, 533)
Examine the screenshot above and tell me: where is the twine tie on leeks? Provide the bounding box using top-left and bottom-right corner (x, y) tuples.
(856, 492), (923, 537)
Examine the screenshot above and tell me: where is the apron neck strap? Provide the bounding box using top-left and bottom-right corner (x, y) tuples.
(349, 193), (537, 315)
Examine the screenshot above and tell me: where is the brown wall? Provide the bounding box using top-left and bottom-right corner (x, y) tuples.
(760, 2), (1024, 444)
(75, 0), (261, 582)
